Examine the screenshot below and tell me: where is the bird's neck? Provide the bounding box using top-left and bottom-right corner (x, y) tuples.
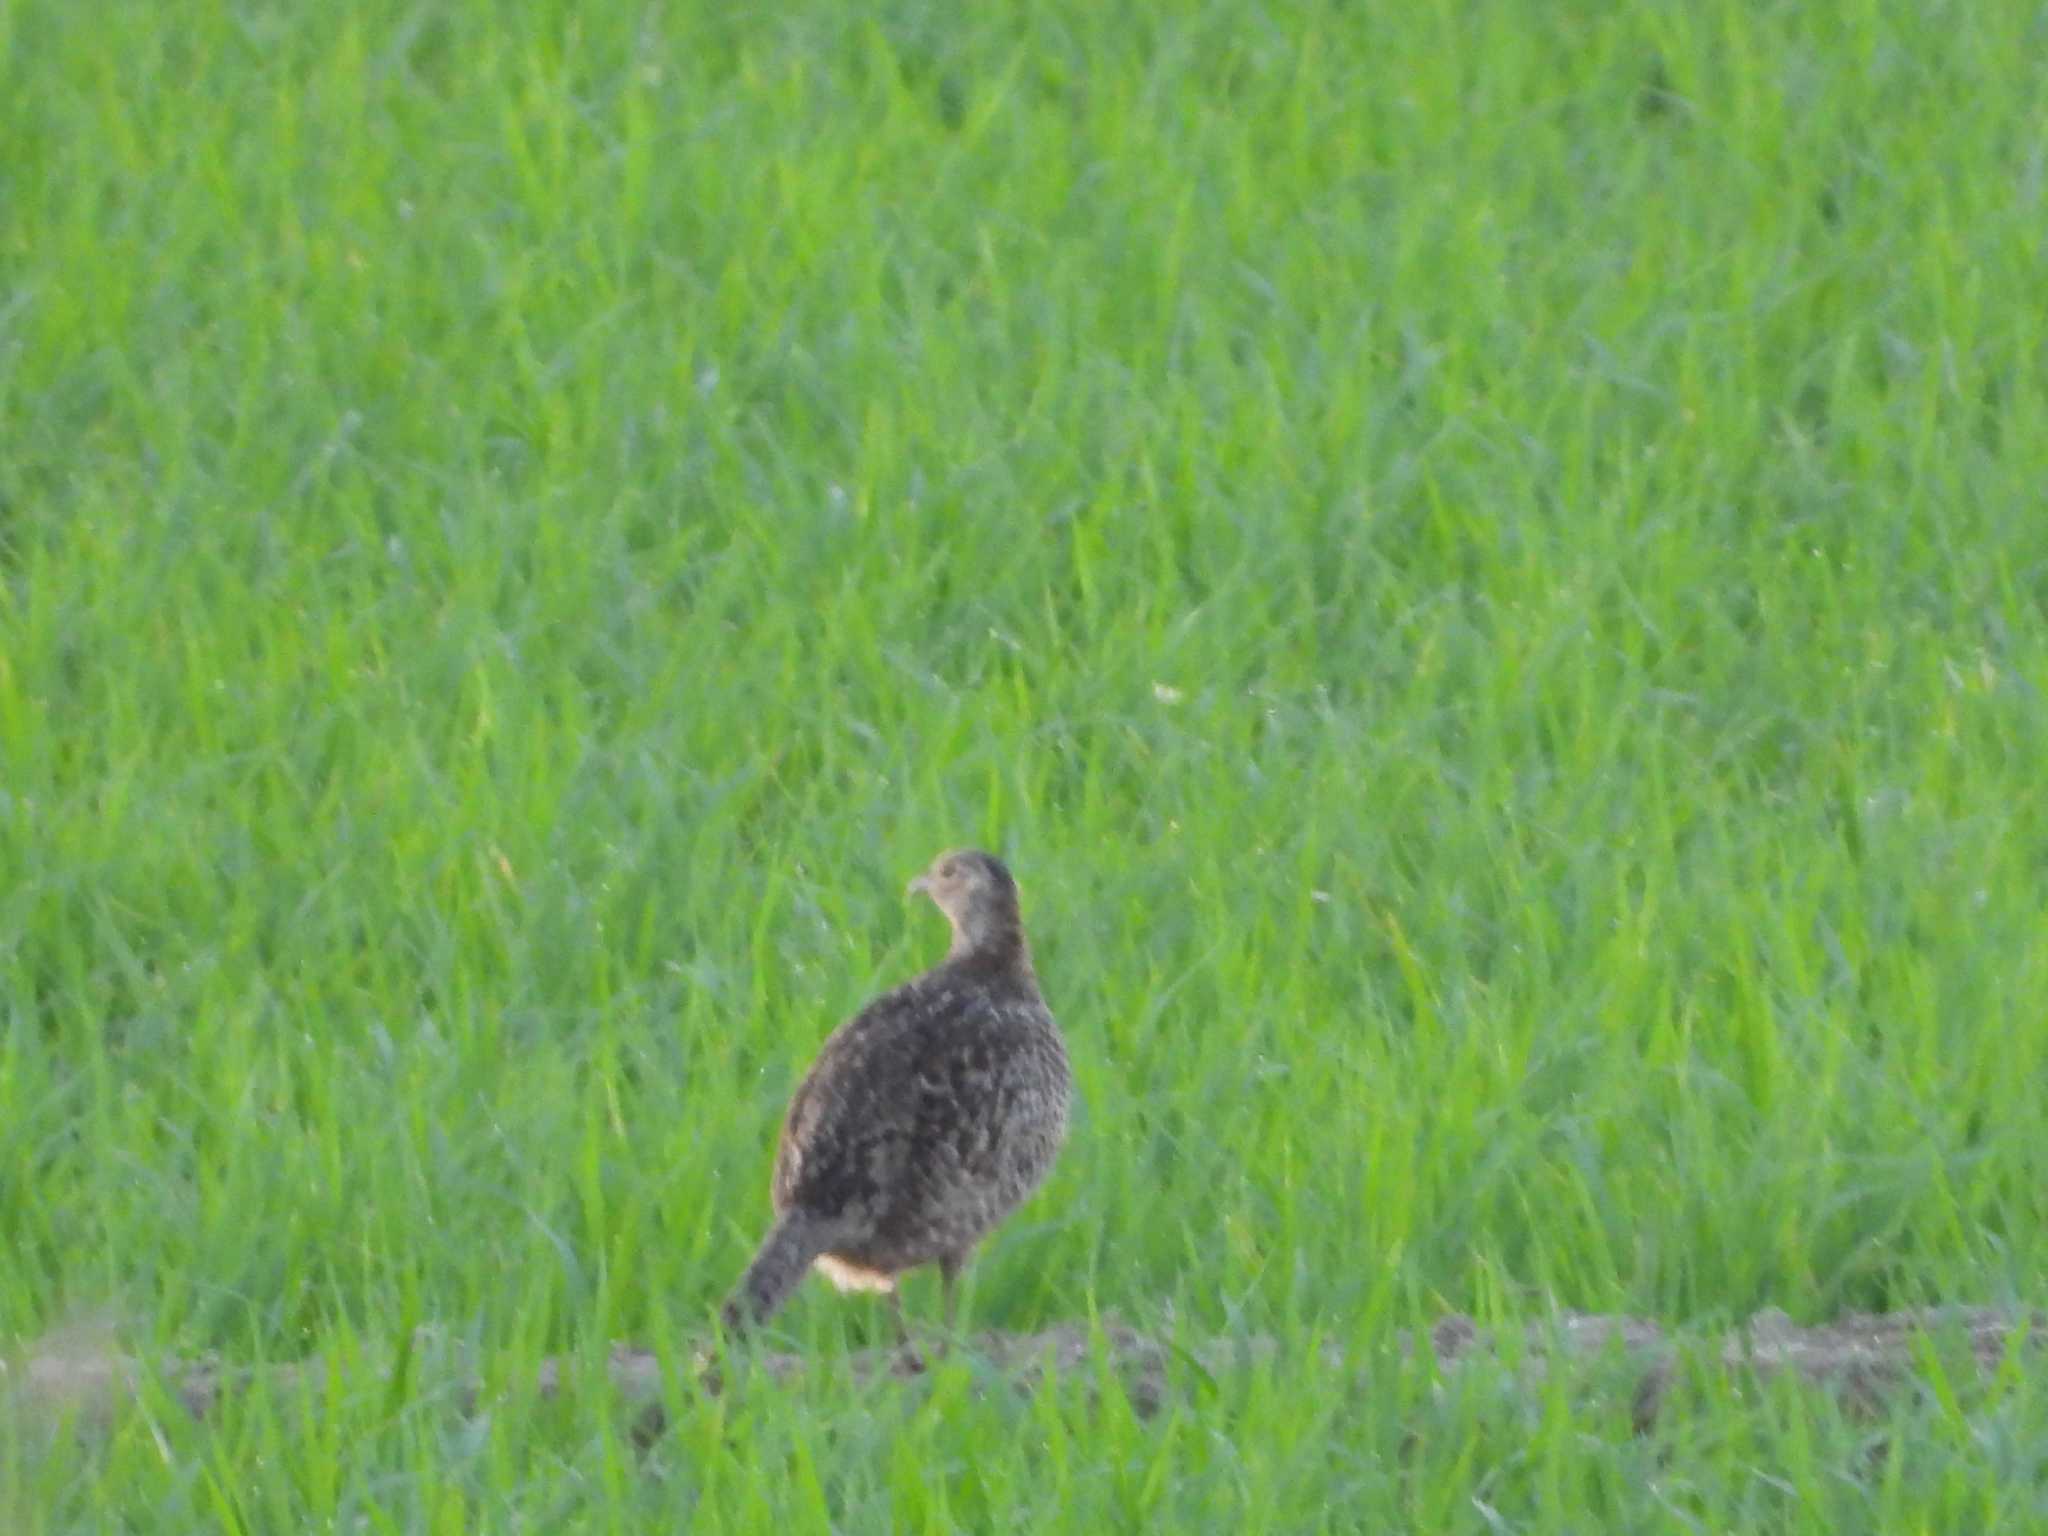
(946, 918), (1033, 977)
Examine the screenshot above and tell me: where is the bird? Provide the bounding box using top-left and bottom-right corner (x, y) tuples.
(720, 849), (1071, 1346)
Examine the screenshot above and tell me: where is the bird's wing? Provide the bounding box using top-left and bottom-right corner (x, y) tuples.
(770, 973), (1032, 1218)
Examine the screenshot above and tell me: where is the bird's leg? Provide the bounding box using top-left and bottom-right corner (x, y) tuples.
(938, 1251), (970, 1348)
(887, 1288), (924, 1372)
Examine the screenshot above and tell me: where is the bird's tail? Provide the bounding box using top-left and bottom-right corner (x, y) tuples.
(720, 1211), (833, 1333)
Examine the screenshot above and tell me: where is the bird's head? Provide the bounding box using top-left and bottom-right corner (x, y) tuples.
(908, 848), (1025, 961)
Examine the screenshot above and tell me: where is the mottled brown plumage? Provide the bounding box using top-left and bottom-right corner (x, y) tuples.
(721, 850), (1070, 1338)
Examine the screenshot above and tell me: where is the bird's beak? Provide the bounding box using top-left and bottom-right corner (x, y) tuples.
(906, 873), (931, 898)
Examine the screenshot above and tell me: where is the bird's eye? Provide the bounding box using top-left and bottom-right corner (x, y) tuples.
(939, 859), (959, 879)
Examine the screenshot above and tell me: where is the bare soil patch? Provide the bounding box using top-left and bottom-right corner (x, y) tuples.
(8, 1306), (2039, 1438)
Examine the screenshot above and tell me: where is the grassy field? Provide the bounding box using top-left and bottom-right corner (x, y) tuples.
(5, 0), (2047, 1527)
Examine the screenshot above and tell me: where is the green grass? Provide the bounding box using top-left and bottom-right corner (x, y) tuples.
(4, 0), (2047, 1527)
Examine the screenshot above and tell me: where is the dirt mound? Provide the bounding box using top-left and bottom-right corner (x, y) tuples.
(8, 1305), (2039, 1436)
